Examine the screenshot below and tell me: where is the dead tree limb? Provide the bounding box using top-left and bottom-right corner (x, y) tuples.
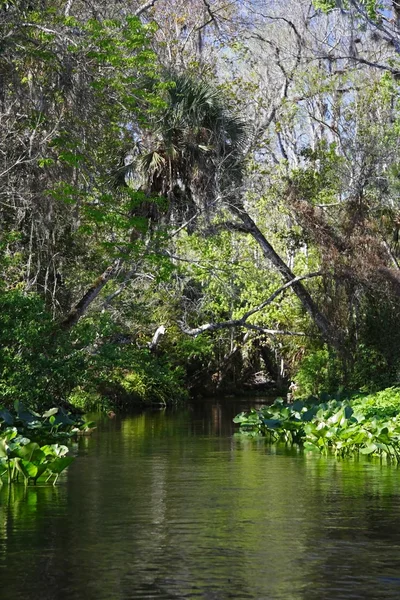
(149, 325), (166, 350)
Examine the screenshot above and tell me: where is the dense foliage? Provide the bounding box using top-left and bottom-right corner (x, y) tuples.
(3, 0), (400, 409)
(234, 388), (400, 460)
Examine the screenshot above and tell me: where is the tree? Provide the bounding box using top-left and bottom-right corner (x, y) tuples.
(0, 0), (162, 317)
(121, 73), (344, 351)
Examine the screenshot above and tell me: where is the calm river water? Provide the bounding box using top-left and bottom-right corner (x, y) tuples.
(2, 398), (400, 599)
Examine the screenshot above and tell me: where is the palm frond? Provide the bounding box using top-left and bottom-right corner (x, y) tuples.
(141, 150), (166, 176)
(137, 73), (248, 225)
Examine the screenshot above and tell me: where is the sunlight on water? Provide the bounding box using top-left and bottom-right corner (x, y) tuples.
(2, 399), (400, 600)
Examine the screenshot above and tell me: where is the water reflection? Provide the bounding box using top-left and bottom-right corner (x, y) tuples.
(2, 400), (400, 599)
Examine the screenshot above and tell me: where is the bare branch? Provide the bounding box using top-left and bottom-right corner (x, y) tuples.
(179, 272), (322, 337)
(64, 0), (74, 17)
(21, 22), (78, 46)
(319, 54), (400, 76)
(149, 325), (166, 350)
(194, 0), (219, 33)
(134, 0), (159, 17)
(171, 213), (198, 237)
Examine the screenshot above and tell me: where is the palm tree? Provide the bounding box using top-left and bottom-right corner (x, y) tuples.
(124, 74), (247, 228)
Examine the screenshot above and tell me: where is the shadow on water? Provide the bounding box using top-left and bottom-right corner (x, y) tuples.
(2, 397), (400, 599)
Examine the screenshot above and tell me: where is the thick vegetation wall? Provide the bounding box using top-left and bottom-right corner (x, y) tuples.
(2, 1), (400, 410)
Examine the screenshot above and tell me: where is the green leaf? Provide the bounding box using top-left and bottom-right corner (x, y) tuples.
(329, 409), (344, 424)
(360, 443), (378, 455)
(301, 407), (318, 422)
(21, 460), (47, 481)
(42, 408), (59, 418)
(15, 442), (41, 462)
(53, 410), (75, 426)
(304, 441), (320, 452)
(41, 444), (69, 458)
(233, 412), (248, 424)
(263, 419), (281, 429)
(0, 439), (8, 458)
(3, 428), (17, 441)
(291, 401), (305, 412)
(344, 406), (354, 420)
(46, 457), (74, 474)
(0, 408), (14, 425)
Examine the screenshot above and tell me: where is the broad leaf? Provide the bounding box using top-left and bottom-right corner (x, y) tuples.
(46, 457), (74, 474)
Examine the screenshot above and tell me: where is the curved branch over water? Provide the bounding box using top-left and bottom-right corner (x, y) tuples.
(179, 272), (322, 337)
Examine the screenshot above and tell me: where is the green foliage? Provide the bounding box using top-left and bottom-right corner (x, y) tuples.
(0, 402), (93, 485)
(350, 345), (394, 392)
(96, 348), (189, 407)
(0, 285), (190, 411)
(0, 290), (86, 409)
(351, 387), (400, 419)
(313, 0), (337, 10)
(234, 387), (400, 461)
(347, 296), (400, 391)
(295, 347), (340, 396)
(291, 142), (344, 206)
(313, 0), (380, 19)
(0, 3), (165, 310)
(0, 400), (94, 443)
(0, 432), (72, 486)
(67, 388), (106, 412)
(3, 0), (400, 409)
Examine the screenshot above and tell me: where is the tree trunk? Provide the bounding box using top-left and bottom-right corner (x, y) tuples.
(61, 260), (121, 330)
(393, 1), (400, 29)
(229, 205), (343, 352)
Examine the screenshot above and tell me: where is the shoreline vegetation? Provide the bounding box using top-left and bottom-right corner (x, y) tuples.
(234, 387), (400, 461)
(4, 385), (400, 488)
(0, 402), (94, 486)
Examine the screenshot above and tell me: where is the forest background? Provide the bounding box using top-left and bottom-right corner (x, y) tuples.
(1, 0), (400, 411)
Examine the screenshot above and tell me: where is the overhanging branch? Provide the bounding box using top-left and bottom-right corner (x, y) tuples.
(62, 259), (122, 329)
(179, 272), (322, 337)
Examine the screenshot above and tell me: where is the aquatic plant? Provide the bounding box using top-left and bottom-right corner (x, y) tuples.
(233, 388), (400, 461)
(0, 402), (94, 485)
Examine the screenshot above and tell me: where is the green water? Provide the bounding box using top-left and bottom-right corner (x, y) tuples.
(2, 399), (400, 599)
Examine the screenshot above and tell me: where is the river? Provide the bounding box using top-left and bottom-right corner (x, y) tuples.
(2, 398), (400, 599)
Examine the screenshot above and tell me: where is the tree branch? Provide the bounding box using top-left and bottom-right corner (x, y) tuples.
(134, 0), (159, 17)
(200, 221), (251, 236)
(149, 325), (166, 350)
(320, 54), (400, 77)
(179, 272), (322, 337)
(62, 260), (121, 329)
